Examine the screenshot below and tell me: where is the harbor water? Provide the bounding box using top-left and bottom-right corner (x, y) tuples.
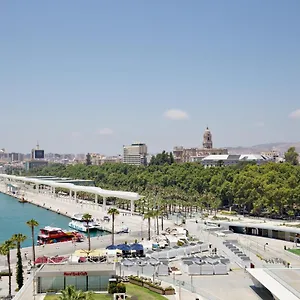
(0, 193), (107, 247)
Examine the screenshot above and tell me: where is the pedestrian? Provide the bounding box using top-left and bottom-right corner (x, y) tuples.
(24, 253), (27, 260)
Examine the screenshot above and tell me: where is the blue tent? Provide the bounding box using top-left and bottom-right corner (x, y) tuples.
(106, 245), (117, 250)
(130, 243), (144, 251)
(117, 244), (131, 252)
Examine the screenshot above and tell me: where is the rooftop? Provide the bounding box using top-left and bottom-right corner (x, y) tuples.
(248, 268), (300, 300)
(0, 174), (142, 201)
(218, 220), (300, 235)
(202, 154), (267, 161)
(37, 263), (115, 274)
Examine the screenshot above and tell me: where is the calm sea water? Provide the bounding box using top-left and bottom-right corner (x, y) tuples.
(0, 193), (105, 247)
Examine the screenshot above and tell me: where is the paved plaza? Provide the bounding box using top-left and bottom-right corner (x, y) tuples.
(2, 182), (300, 299)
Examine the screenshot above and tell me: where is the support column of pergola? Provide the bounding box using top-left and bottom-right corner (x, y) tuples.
(95, 194), (98, 210)
(131, 199), (134, 215)
(103, 197), (107, 211)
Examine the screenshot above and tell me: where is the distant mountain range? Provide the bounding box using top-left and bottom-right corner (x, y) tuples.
(226, 142), (300, 155)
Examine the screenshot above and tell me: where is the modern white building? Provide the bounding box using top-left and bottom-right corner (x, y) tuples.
(123, 143), (148, 166)
(201, 154), (268, 167)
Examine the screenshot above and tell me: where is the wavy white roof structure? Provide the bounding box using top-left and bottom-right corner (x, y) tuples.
(0, 174), (141, 201)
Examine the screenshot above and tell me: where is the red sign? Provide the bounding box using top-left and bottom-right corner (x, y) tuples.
(64, 272), (87, 276)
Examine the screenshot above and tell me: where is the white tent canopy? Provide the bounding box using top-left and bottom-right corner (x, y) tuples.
(0, 174), (142, 201)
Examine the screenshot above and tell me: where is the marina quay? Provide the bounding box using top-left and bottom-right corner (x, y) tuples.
(0, 174), (141, 213)
(2, 175), (300, 299)
(0, 174), (156, 235)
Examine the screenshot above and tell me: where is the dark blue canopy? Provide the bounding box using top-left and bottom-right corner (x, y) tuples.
(117, 244), (131, 251)
(130, 243), (144, 251)
(106, 245), (117, 250)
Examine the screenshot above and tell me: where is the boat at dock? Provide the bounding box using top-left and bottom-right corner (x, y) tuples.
(37, 226), (83, 245)
(18, 197), (28, 203)
(69, 213), (101, 233)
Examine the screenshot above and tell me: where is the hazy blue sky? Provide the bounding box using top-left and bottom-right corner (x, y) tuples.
(1, 1), (300, 154)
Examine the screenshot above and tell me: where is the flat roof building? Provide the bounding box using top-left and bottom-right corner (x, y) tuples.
(36, 263), (116, 294)
(248, 268), (300, 300)
(201, 154), (269, 167)
(123, 143), (148, 166)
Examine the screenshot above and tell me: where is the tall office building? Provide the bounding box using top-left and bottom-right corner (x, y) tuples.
(26, 142), (48, 171)
(123, 143), (148, 166)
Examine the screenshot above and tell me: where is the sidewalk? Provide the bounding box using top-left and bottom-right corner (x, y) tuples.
(0, 183), (174, 236)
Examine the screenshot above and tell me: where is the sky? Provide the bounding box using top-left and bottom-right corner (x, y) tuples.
(1, 1), (300, 154)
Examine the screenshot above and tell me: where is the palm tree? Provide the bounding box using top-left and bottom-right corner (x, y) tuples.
(82, 213), (92, 251)
(12, 233), (27, 290)
(108, 208), (119, 245)
(144, 210), (156, 241)
(0, 239), (16, 299)
(58, 285), (94, 300)
(26, 219), (39, 265)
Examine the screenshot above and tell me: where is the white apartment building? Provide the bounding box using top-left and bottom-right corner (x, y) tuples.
(90, 153), (122, 165)
(123, 143), (148, 166)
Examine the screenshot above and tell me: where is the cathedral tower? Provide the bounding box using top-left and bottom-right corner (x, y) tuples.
(203, 127), (213, 149)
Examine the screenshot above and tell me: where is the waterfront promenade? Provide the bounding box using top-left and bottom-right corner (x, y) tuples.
(0, 182), (175, 265)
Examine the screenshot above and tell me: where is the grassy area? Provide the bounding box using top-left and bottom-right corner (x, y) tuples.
(44, 283), (167, 300)
(126, 283), (167, 300)
(288, 248), (300, 255)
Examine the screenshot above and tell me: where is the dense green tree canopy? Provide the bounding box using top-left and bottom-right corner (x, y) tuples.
(85, 153), (92, 166)
(27, 162), (300, 218)
(284, 147), (299, 165)
(149, 151), (174, 165)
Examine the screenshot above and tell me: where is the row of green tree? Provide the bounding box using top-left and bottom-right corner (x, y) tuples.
(0, 210), (124, 299)
(0, 219), (39, 299)
(28, 152), (300, 218)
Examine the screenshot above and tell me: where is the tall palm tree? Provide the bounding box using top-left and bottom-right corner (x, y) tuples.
(0, 239), (16, 299)
(26, 219), (39, 265)
(108, 208), (119, 245)
(12, 233), (27, 290)
(82, 213), (92, 251)
(144, 210), (156, 241)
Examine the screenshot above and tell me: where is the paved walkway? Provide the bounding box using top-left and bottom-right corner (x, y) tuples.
(4, 184), (298, 299)
(0, 183), (174, 235)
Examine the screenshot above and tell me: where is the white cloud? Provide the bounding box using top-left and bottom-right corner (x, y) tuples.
(254, 121), (265, 128)
(289, 109), (300, 119)
(163, 109), (189, 120)
(97, 128), (114, 135)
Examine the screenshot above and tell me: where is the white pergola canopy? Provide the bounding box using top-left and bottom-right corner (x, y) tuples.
(0, 174), (141, 201)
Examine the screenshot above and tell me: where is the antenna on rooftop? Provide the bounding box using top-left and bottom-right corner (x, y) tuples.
(36, 140), (40, 150)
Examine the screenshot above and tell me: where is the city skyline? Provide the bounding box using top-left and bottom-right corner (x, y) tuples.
(1, 1), (300, 154)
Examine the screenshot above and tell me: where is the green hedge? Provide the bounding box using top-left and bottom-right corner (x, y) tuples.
(0, 272), (12, 276)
